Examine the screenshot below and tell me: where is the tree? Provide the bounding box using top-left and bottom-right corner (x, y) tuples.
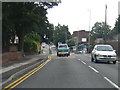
(53, 24), (72, 46)
(90, 22), (111, 42)
(24, 31), (41, 53)
(66, 39), (77, 47)
(42, 23), (54, 44)
(100, 15), (120, 40)
(114, 15), (120, 34)
(2, 2), (60, 52)
(24, 31), (42, 43)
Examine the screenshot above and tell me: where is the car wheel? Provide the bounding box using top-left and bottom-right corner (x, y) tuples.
(69, 53), (70, 56)
(57, 53), (60, 57)
(107, 61), (110, 63)
(113, 61), (116, 64)
(94, 57), (98, 63)
(91, 56), (94, 62)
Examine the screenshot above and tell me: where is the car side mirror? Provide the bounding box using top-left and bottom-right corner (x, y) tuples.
(94, 48), (97, 50)
(113, 50), (116, 52)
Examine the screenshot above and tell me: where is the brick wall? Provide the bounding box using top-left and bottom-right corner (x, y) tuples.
(9, 45), (18, 52)
(1, 52), (24, 66)
(72, 30), (89, 43)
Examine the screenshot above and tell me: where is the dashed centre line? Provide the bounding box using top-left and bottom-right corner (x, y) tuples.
(81, 61), (86, 64)
(88, 66), (99, 73)
(77, 58), (119, 89)
(104, 77), (120, 90)
(78, 59), (86, 64)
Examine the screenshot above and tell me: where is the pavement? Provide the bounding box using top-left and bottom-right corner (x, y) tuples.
(0, 53), (49, 87)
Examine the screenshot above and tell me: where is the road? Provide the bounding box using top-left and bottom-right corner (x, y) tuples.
(8, 54), (119, 88)
(3, 47), (119, 89)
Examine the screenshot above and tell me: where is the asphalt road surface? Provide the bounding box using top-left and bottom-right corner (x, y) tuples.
(10, 52), (119, 89)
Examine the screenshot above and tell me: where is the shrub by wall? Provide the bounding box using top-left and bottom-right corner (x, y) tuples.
(24, 40), (40, 53)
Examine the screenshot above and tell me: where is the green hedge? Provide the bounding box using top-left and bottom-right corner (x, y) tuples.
(24, 40), (40, 53)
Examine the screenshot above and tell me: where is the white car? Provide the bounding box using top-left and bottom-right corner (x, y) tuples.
(91, 44), (117, 64)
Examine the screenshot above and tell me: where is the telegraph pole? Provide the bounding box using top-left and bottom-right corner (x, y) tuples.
(105, 4), (107, 42)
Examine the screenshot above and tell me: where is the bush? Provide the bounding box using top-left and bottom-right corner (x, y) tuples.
(24, 40), (40, 53)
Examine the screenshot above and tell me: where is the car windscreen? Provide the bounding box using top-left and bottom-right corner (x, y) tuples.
(96, 46), (113, 51)
(59, 45), (67, 48)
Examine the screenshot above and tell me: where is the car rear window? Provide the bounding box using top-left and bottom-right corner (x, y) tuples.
(96, 46), (113, 51)
(59, 45), (67, 48)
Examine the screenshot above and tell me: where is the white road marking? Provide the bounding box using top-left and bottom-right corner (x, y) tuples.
(81, 61), (86, 65)
(77, 59), (86, 64)
(104, 77), (120, 89)
(88, 66), (99, 73)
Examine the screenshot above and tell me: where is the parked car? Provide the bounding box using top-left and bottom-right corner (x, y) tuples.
(91, 44), (117, 64)
(57, 43), (70, 57)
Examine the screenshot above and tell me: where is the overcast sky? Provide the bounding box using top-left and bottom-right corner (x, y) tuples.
(47, 0), (119, 34)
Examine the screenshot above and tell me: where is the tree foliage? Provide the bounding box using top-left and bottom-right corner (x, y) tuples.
(114, 15), (120, 34)
(24, 31), (42, 53)
(2, 2), (60, 52)
(24, 40), (40, 53)
(24, 31), (42, 43)
(42, 23), (54, 43)
(90, 22), (111, 42)
(66, 39), (77, 47)
(53, 24), (72, 46)
(104, 15), (120, 40)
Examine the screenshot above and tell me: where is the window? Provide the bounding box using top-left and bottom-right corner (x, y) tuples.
(96, 46), (113, 51)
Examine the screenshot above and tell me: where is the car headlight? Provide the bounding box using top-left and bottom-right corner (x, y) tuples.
(112, 55), (117, 57)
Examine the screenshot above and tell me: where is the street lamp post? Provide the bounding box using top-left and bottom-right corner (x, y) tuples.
(88, 9), (91, 53)
(88, 9), (91, 44)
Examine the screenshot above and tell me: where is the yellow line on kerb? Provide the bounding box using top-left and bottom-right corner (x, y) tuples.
(11, 62), (48, 89)
(3, 62), (44, 89)
(3, 56), (51, 89)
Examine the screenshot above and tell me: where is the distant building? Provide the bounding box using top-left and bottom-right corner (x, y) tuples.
(72, 30), (90, 44)
(96, 38), (104, 43)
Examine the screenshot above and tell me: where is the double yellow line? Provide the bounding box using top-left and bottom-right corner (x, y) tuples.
(2, 55), (51, 89)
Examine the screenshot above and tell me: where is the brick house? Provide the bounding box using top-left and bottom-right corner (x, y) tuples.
(72, 30), (90, 44)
